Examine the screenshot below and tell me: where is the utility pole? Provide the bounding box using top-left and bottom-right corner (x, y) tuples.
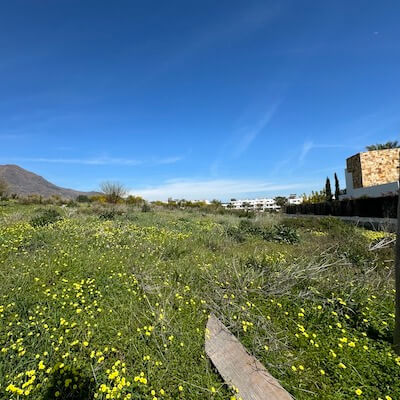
(394, 153), (400, 355)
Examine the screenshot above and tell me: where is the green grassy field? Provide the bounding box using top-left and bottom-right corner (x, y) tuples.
(0, 202), (398, 399)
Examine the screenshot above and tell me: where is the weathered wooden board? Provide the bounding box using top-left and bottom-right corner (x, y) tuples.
(205, 314), (293, 400)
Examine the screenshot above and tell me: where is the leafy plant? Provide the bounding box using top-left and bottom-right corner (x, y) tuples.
(30, 208), (62, 227)
(265, 224), (299, 244)
(98, 209), (117, 220)
(227, 219), (299, 244)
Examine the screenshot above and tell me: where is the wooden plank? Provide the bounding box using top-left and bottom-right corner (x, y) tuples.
(205, 314), (293, 400)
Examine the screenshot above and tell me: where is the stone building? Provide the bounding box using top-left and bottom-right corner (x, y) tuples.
(342, 148), (400, 199)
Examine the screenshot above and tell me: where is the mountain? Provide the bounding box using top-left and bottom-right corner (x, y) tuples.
(0, 164), (99, 199)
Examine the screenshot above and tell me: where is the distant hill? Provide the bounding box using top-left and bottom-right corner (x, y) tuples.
(0, 164), (99, 199)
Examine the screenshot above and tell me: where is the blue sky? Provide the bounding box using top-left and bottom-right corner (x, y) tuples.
(1, 0), (399, 200)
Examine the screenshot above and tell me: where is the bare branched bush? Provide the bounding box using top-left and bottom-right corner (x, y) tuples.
(100, 181), (127, 204)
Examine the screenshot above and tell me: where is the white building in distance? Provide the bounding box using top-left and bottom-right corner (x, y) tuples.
(223, 198), (280, 211)
(287, 194), (303, 205)
(222, 195), (303, 211)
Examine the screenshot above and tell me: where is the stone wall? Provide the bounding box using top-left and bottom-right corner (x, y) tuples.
(346, 153), (362, 188)
(360, 148), (400, 188)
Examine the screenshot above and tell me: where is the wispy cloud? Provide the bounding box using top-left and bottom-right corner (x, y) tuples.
(130, 178), (316, 201)
(210, 99), (283, 175)
(3, 156), (182, 166)
(152, 156), (183, 165)
(299, 141), (357, 163)
(233, 101), (281, 157)
(299, 141), (314, 163)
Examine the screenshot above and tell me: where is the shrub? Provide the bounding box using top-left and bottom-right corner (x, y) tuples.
(141, 202), (151, 213)
(76, 195), (91, 203)
(0, 178), (8, 198)
(227, 219), (299, 244)
(226, 225), (247, 242)
(90, 195), (107, 203)
(98, 209), (117, 220)
(30, 209), (62, 227)
(238, 219), (263, 235)
(264, 224), (299, 244)
(126, 195), (145, 206)
(282, 216), (347, 233)
(19, 194), (44, 205)
(100, 181), (127, 204)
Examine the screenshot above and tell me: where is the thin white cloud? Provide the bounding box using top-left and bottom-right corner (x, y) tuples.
(130, 178), (315, 201)
(153, 156), (183, 165)
(299, 141), (356, 163)
(4, 156), (182, 166)
(299, 140), (314, 163)
(233, 101), (281, 157)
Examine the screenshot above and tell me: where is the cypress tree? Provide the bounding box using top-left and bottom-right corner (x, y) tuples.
(325, 177), (332, 202)
(334, 173), (340, 200)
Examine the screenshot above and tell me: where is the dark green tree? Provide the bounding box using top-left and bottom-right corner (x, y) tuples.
(325, 177), (332, 202)
(274, 196), (287, 208)
(334, 173), (340, 200)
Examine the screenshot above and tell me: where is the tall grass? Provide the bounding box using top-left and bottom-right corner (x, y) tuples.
(0, 203), (397, 399)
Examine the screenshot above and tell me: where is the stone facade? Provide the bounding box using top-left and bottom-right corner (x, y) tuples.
(346, 153), (362, 188)
(346, 149), (400, 189)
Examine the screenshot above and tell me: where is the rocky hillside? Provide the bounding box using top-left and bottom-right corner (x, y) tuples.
(0, 164), (98, 199)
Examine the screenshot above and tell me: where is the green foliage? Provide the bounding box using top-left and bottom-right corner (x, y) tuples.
(98, 209), (117, 220)
(334, 173), (340, 200)
(266, 224), (299, 244)
(29, 208), (62, 227)
(366, 141), (399, 151)
(0, 178), (8, 198)
(66, 199), (78, 207)
(227, 219), (299, 244)
(302, 190), (326, 204)
(274, 196), (287, 208)
(18, 194), (44, 205)
(100, 181), (127, 204)
(76, 195), (91, 203)
(0, 204), (397, 399)
(325, 177), (333, 202)
(125, 195), (144, 206)
(141, 202), (151, 212)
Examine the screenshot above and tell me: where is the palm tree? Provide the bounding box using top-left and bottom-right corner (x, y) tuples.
(366, 141), (399, 151)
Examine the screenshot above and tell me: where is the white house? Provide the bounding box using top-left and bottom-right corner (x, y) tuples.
(223, 198), (280, 211)
(287, 194), (303, 205)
